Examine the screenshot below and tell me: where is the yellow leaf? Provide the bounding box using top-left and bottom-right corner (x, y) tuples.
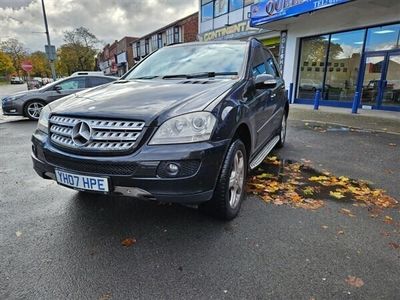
(256, 173), (275, 179)
(309, 176), (330, 182)
(330, 191), (346, 199)
(303, 187), (314, 196)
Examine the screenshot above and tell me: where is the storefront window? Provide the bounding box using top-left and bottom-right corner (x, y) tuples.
(297, 35), (329, 99)
(201, 1), (214, 22)
(214, 0), (228, 17)
(365, 23), (400, 52)
(230, 0), (243, 11)
(324, 30), (365, 101)
(174, 26), (180, 44)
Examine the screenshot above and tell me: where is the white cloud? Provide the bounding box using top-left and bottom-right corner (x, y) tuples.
(0, 0), (197, 52)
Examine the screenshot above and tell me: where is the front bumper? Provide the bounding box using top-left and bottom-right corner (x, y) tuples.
(31, 130), (230, 203)
(2, 100), (23, 116)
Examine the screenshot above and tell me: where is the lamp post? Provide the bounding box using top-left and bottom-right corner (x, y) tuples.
(41, 0), (56, 80)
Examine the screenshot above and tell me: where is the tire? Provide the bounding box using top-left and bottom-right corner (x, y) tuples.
(24, 100), (46, 120)
(276, 110), (288, 148)
(200, 139), (247, 220)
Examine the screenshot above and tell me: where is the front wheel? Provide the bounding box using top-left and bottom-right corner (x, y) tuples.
(200, 139), (247, 220)
(24, 101), (45, 120)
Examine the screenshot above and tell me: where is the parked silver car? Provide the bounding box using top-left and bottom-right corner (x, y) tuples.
(2, 75), (117, 120)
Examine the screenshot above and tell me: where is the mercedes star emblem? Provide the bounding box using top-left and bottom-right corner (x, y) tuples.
(71, 121), (92, 146)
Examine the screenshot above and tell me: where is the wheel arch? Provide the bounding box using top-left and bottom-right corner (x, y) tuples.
(23, 99), (47, 118)
(233, 123), (252, 159)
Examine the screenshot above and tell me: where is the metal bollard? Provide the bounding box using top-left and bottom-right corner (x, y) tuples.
(313, 89), (321, 110)
(289, 83), (294, 104)
(351, 92), (361, 114)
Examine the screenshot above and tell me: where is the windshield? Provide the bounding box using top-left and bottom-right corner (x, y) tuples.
(125, 43), (247, 79)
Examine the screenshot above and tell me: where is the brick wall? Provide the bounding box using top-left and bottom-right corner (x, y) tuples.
(181, 13), (199, 43)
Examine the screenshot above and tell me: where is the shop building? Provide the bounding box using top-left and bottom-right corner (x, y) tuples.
(198, 1), (281, 59)
(116, 36), (138, 76)
(98, 36), (138, 76)
(250, 0), (400, 111)
(198, 0), (400, 112)
(132, 12), (198, 61)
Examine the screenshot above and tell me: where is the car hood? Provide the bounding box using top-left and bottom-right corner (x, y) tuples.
(4, 90), (33, 99)
(50, 79), (237, 126)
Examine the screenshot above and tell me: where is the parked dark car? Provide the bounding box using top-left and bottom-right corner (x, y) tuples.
(31, 39), (289, 220)
(2, 75), (117, 120)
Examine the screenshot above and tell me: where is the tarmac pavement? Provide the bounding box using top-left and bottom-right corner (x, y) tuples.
(0, 113), (399, 299)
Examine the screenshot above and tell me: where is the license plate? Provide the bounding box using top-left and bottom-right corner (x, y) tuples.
(55, 169), (109, 192)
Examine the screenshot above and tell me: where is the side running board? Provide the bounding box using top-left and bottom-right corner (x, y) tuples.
(249, 135), (280, 169)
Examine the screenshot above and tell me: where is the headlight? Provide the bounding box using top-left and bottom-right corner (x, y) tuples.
(149, 112), (217, 145)
(8, 95), (24, 102)
(37, 105), (51, 134)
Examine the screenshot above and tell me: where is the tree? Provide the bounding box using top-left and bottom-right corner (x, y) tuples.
(301, 37), (343, 64)
(0, 38), (27, 76)
(56, 27), (99, 75)
(0, 50), (15, 76)
(29, 51), (51, 77)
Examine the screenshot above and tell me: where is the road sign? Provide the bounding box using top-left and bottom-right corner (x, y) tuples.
(45, 45), (56, 61)
(21, 61), (33, 72)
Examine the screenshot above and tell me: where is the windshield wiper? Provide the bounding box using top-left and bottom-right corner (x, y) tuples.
(163, 72), (238, 79)
(130, 75), (160, 80)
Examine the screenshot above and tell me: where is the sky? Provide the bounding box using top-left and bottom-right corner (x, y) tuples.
(0, 0), (198, 52)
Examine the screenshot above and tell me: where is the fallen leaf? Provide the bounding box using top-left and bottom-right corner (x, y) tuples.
(389, 242), (399, 250)
(345, 276), (364, 288)
(309, 176), (330, 182)
(340, 208), (356, 217)
(322, 225), (328, 229)
(303, 186), (315, 196)
(384, 216), (394, 224)
(256, 173), (275, 179)
(337, 230), (345, 235)
(121, 237), (137, 247)
(330, 191), (346, 199)
(99, 292), (112, 300)
(388, 143), (397, 147)
(16, 231), (22, 237)
(273, 199), (284, 206)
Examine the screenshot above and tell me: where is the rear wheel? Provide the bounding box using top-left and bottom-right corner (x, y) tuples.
(276, 111), (287, 148)
(200, 139), (247, 220)
(24, 101), (45, 120)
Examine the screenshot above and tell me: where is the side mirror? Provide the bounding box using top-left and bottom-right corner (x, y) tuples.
(54, 85), (62, 93)
(255, 74), (277, 89)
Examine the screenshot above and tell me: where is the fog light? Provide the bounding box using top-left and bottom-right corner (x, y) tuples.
(166, 163), (180, 175)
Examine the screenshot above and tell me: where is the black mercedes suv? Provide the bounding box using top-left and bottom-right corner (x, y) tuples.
(31, 39), (289, 220)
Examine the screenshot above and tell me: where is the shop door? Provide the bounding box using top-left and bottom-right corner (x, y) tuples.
(360, 54), (385, 107)
(381, 51), (400, 108)
(360, 51), (400, 109)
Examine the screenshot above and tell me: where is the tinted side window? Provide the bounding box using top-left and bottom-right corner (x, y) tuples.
(88, 77), (113, 87)
(263, 49), (280, 78)
(251, 47), (267, 77)
(58, 77), (86, 90)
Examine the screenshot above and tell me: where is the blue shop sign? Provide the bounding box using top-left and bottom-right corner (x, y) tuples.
(250, 0), (352, 27)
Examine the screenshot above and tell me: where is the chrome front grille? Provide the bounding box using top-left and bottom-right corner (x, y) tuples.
(49, 115), (145, 153)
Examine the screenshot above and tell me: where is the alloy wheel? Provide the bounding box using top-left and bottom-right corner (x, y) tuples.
(280, 116), (287, 144)
(228, 149), (245, 209)
(27, 102), (44, 120)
